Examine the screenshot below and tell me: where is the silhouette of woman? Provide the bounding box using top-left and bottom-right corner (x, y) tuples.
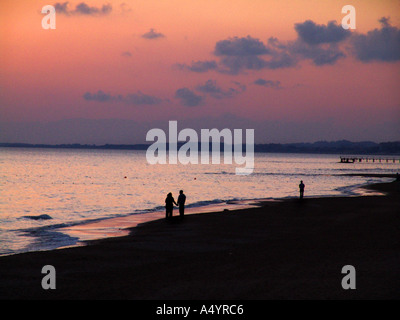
(165, 192), (177, 219)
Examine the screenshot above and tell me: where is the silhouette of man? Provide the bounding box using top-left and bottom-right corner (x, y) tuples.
(165, 192), (177, 219)
(299, 180), (305, 200)
(177, 190), (186, 218)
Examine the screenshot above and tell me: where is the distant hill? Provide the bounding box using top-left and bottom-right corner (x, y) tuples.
(1, 140), (400, 155)
(253, 140), (400, 154)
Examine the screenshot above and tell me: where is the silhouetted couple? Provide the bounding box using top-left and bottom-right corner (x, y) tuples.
(165, 190), (186, 220)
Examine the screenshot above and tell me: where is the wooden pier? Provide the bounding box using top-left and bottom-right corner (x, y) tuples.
(340, 156), (400, 163)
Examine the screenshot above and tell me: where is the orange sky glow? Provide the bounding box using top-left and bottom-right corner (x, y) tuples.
(1, 0), (399, 143)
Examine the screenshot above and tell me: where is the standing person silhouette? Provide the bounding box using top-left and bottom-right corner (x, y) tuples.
(177, 190), (186, 219)
(299, 180), (305, 200)
(165, 192), (177, 219)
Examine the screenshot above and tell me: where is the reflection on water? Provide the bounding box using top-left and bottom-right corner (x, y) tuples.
(61, 199), (260, 242)
(0, 148), (398, 255)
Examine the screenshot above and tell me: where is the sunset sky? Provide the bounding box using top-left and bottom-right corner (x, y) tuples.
(1, 0), (400, 144)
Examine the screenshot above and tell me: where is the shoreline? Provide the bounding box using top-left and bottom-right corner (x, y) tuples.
(0, 174), (395, 256)
(0, 174), (396, 253)
(52, 173), (398, 246)
(0, 176), (399, 299)
(10, 173), (394, 256)
(57, 199), (262, 246)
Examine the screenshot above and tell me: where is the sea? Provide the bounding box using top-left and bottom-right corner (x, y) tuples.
(0, 147), (398, 256)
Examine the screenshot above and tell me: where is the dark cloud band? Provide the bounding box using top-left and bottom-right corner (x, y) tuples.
(351, 17), (400, 62)
(175, 17), (399, 75)
(54, 2), (112, 15)
(141, 28), (165, 39)
(83, 90), (162, 105)
(175, 88), (203, 107)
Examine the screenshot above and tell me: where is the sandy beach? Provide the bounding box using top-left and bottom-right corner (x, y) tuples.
(0, 177), (399, 300)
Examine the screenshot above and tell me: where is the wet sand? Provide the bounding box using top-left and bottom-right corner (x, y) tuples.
(0, 178), (399, 299)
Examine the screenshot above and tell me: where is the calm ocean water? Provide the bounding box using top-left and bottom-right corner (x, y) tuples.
(0, 148), (398, 256)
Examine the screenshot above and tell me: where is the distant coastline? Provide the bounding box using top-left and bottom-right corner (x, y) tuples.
(1, 140), (400, 155)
